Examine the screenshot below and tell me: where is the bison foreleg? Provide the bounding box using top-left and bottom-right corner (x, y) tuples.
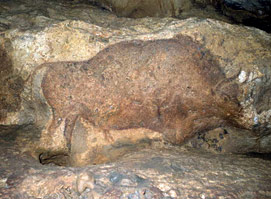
(64, 114), (79, 151)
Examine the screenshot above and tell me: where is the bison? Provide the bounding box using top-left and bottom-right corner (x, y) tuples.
(34, 35), (243, 150)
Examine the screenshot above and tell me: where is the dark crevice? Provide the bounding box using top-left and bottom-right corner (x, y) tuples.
(39, 152), (70, 166)
(245, 152), (271, 161)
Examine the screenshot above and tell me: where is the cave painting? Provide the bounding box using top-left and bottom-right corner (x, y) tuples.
(37, 35), (244, 150)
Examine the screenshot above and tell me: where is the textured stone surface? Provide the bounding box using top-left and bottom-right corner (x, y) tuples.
(0, 46), (24, 122)
(186, 126), (271, 154)
(0, 136), (271, 199)
(89, 0), (271, 32)
(94, 0), (193, 17)
(0, 1), (271, 197)
(0, 0), (271, 165)
(213, 0), (271, 32)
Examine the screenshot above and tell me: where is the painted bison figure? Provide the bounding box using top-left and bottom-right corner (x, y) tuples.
(35, 35), (243, 149)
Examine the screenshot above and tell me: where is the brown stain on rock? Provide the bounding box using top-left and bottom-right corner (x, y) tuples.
(0, 46), (24, 121)
(39, 35), (243, 148)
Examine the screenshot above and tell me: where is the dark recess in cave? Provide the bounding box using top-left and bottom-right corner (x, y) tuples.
(245, 152), (271, 160)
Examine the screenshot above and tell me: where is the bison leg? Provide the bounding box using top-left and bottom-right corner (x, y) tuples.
(47, 111), (62, 137)
(64, 114), (79, 151)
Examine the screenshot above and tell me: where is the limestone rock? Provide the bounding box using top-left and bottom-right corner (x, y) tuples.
(1, 140), (271, 199)
(213, 0), (271, 32)
(186, 126), (271, 154)
(0, 0), (271, 163)
(0, 46), (24, 122)
(0, 1), (271, 197)
(95, 0), (193, 17)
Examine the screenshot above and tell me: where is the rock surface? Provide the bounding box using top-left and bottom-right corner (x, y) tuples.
(0, 135), (271, 199)
(94, 0), (193, 17)
(186, 126), (271, 154)
(213, 0), (271, 32)
(0, 0), (271, 198)
(91, 0), (271, 32)
(0, 0), (271, 165)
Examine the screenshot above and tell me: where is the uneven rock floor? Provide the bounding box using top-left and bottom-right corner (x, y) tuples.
(0, 129), (271, 199)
